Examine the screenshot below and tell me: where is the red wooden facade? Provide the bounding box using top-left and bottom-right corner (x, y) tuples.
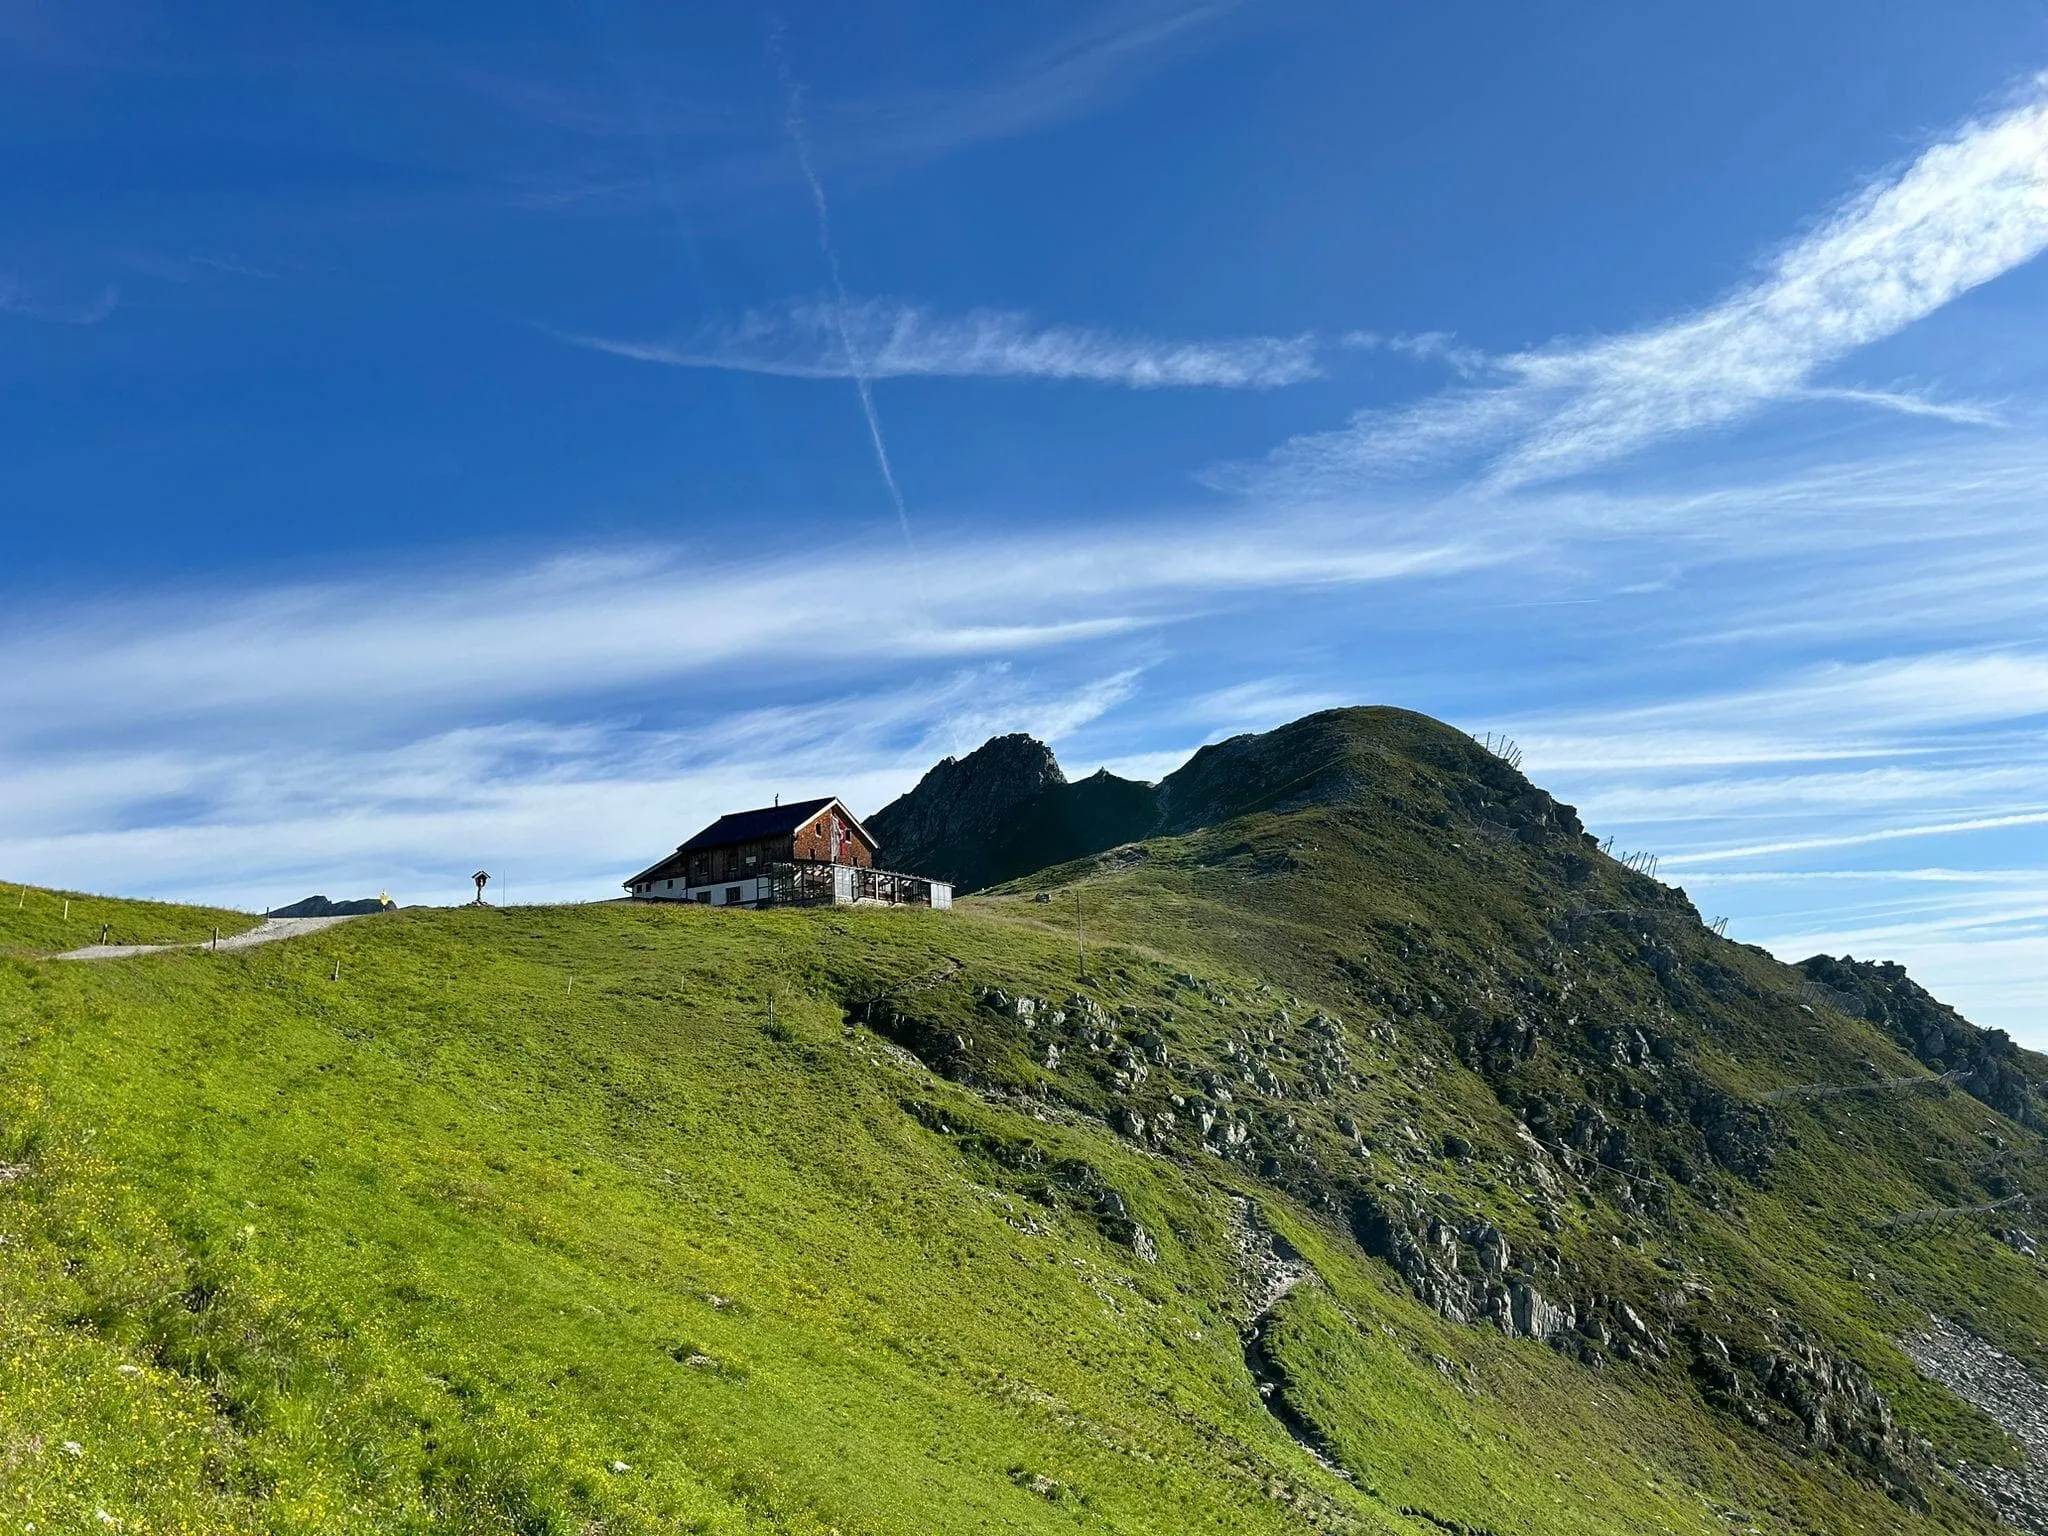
(626, 797), (877, 893)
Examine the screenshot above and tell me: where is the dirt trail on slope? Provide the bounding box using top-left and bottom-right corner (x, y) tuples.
(54, 915), (363, 961)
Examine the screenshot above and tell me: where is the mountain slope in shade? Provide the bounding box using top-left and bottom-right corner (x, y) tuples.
(868, 732), (1156, 891)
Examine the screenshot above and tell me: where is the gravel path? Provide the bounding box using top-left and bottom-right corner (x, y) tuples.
(54, 915), (363, 961)
(1901, 1316), (2048, 1534)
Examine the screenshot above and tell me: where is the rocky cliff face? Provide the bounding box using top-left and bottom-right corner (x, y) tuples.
(869, 734), (1167, 893)
(1797, 953), (2048, 1130)
(868, 734), (1069, 890)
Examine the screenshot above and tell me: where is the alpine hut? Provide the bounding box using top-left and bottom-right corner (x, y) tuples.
(623, 796), (951, 910)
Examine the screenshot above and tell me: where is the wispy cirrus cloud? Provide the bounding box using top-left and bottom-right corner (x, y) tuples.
(1660, 810), (2048, 867)
(0, 513), (1480, 747)
(1660, 652), (2048, 744)
(1237, 77), (2048, 493)
(804, 0), (1248, 171)
(565, 298), (1322, 389)
(492, 0), (1251, 207)
(1338, 328), (1489, 377)
(0, 667), (1150, 909)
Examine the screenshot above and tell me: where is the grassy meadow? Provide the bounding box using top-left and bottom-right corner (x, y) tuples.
(0, 875), (2025, 1534)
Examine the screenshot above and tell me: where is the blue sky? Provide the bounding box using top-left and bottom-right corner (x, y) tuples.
(6, 2), (2048, 1040)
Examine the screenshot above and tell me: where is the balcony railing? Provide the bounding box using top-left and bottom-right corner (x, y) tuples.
(761, 860), (946, 908)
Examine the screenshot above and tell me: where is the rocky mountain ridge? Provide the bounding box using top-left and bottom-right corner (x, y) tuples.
(871, 707), (1588, 893)
(855, 707), (2048, 1525)
(868, 733), (1149, 892)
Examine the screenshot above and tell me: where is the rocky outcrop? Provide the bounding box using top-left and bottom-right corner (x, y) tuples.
(867, 734), (1067, 889)
(991, 769), (1160, 888)
(1797, 954), (2048, 1129)
(1692, 1322), (1926, 1497)
(1346, 1193), (1583, 1349)
(868, 736), (1163, 892)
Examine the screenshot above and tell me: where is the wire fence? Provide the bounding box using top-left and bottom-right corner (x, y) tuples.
(1471, 732), (1524, 769)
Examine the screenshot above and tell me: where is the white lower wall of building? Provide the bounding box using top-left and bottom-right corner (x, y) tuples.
(626, 876), (764, 906)
(627, 864), (953, 910)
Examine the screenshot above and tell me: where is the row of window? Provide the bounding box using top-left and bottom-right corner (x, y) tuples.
(634, 878), (747, 906)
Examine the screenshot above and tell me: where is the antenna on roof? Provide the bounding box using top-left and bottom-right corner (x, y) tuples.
(775, 793), (780, 806)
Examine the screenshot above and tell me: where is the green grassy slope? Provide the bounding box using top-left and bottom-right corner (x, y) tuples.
(2, 709), (2042, 1535)
(0, 882), (255, 957)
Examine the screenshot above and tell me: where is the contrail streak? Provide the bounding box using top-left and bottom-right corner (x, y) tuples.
(769, 29), (923, 591)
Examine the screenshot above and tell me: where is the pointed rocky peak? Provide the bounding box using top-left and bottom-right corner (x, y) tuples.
(942, 733), (1067, 793)
(868, 734), (1070, 887)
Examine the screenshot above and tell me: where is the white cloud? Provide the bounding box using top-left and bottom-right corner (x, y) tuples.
(1659, 810), (2048, 867)
(0, 666), (1149, 909)
(1565, 763), (2048, 823)
(1189, 678), (1350, 727)
(1340, 329), (1490, 376)
(496, 0), (1251, 204)
(1792, 385), (2003, 426)
(1683, 867), (2047, 885)
(567, 298), (1322, 389)
(1238, 78), (2048, 492)
(1501, 655), (2048, 894)
(1523, 650), (2048, 763)
(824, 0), (1247, 168)
(0, 518), (1482, 750)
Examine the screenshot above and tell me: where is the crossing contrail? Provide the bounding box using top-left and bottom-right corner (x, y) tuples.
(769, 28), (923, 586)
